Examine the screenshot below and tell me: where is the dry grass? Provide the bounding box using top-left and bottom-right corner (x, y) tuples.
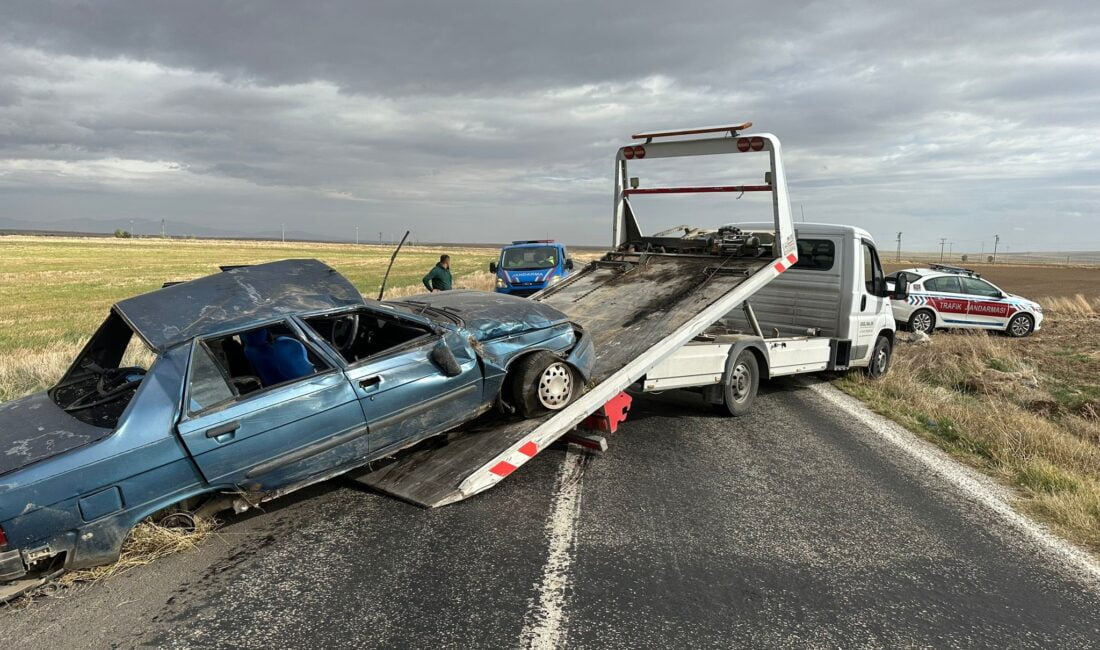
(59, 516), (217, 585)
(837, 299), (1100, 551)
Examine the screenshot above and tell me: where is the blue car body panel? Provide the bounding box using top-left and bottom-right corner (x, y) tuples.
(0, 261), (591, 584)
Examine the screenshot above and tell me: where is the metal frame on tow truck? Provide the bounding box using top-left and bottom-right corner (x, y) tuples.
(361, 122), (814, 506)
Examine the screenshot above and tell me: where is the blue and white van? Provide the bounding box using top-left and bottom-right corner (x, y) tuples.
(489, 240), (574, 297)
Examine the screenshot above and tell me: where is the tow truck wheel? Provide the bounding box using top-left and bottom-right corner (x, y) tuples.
(864, 335), (893, 379)
(716, 349), (759, 417)
(1006, 313), (1034, 338)
(907, 309), (936, 334)
(511, 351), (576, 418)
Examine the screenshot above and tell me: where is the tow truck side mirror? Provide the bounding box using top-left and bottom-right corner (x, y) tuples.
(891, 275), (909, 300)
(489, 261), (497, 273)
(565, 259), (574, 270)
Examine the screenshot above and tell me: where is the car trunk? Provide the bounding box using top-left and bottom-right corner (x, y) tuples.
(0, 392), (112, 477)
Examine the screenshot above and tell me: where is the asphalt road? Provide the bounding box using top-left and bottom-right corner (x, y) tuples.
(4, 378), (1100, 648)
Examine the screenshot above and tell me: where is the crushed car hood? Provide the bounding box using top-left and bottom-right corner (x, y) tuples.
(393, 290), (569, 341)
(0, 392), (111, 477)
(115, 259), (365, 352)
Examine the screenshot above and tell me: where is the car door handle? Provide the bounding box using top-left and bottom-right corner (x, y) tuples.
(861, 295), (867, 311)
(206, 422), (240, 439)
(359, 376), (382, 390)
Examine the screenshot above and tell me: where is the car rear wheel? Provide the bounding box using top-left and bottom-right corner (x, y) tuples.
(863, 335), (893, 379)
(908, 309), (936, 334)
(511, 351), (577, 418)
(1006, 313), (1034, 338)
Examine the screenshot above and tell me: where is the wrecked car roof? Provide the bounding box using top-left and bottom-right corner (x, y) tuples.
(393, 290), (568, 340)
(114, 259), (364, 351)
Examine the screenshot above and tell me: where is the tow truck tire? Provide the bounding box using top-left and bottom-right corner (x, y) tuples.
(863, 335), (892, 379)
(1006, 313), (1034, 338)
(511, 351), (577, 418)
(716, 349), (759, 417)
(907, 309), (936, 334)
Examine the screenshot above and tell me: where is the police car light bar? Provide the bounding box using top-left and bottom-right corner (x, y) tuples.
(929, 263), (979, 277)
(623, 184), (772, 196)
(632, 122), (753, 141)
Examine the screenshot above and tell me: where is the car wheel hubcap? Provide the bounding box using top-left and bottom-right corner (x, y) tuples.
(1011, 317), (1029, 336)
(538, 362), (573, 409)
(731, 363), (750, 402)
(875, 347), (888, 373)
(913, 313), (932, 331)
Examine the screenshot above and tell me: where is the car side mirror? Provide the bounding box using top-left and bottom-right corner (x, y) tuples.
(489, 261), (497, 273)
(429, 339), (463, 377)
(891, 275), (909, 300)
(565, 259), (574, 270)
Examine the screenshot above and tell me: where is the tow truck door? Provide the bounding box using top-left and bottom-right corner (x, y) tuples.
(855, 239), (887, 359)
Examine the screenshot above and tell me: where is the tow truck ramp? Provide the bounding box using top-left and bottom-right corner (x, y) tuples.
(361, 126), (797, 507)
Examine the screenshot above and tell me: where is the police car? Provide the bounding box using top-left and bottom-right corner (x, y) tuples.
(886, 264), (1043, 337)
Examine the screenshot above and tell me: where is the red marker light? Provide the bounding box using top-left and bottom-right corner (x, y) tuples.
(0, 525), (7, 548)
(633, 145), (646, 159)
(750, 136), (765, 151)
(623, 147), (635, 159)
(737, 138), (751, 152)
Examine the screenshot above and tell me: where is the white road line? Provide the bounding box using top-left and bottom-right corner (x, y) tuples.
(519, 448), (587, 650)
(809, 381), (1100, 586)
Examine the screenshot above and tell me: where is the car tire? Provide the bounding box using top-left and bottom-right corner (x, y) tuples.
(511, 351), (577, 418)
(1006, 313), (1034, 338)
(863, 335), (892, 379)
(907, 309), (936, 334)
(714, 348), (759, 417)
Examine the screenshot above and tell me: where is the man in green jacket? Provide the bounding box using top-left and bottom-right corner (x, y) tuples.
(422, 254), (453, 292)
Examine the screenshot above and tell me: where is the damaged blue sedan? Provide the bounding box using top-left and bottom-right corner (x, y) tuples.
(0, 259), (593, 595)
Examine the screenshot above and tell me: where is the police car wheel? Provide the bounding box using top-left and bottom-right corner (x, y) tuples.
(1006, 313), (1034, 338)
(863, 335), (892, 379)
(908, 309), (936, 334)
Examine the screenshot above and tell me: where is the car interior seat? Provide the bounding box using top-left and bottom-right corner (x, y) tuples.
(242, 328), (315, 386)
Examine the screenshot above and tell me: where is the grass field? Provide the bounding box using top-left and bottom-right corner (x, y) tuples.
(842, 262), (1100, 550)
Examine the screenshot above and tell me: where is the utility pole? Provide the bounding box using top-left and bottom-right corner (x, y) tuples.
(355, 226), (359, 245)
(130, 219), (135, 238)
(895, 232), (902, 262)
(948, 241), (953, 258)
(281, 223), (285, 243)
(378, 231), (382, 245)
(161, 219), (166, 238)
(939, 237), (947, 262)
(992, 234), (1000, 264)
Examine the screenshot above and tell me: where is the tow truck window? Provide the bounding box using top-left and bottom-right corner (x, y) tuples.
(960, 277), (1002, 298)
(925, 276), (963, 293)
(861, 241), (885, 294)
(501, 246), (557, 270)
(791, 239), (834, 271)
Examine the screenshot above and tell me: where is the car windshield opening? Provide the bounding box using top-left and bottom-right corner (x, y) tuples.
(304, 308), (432, 364)
(51, 311), (157, 429)
(501, 246), (558, 270)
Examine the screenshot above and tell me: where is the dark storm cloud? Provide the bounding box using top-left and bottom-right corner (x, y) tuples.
(0, 0), (1098, 249)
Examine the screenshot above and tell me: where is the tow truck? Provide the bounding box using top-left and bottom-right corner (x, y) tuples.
(360, 122), (904, 507)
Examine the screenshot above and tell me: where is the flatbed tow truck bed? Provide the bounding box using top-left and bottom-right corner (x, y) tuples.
(361, 254), (773, 506)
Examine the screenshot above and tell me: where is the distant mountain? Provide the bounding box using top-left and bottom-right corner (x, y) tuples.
(0, 216), (335, 242)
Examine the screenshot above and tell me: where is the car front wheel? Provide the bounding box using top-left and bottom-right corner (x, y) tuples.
(908, 309), (936, 334)
(511, 351), (577, 418)
(1006, 313), (1034, 338)
(863, 335), (893, 378)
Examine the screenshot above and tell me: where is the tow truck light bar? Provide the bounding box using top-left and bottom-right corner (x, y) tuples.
(632, 122), (753, 141)
(623, 184), (772, 196)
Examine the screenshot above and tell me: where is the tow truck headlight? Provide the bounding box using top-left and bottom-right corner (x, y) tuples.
(496, 276), (506, 288)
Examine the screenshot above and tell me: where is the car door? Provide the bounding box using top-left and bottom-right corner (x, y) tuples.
(922, 275), (972, 328)
(305, 307), (484, 455)
(855, 239), (886, 359)
(959, 276), (1013, 329)
(176, 324), (368, 490)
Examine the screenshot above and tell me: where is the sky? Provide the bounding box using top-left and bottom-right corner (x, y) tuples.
(1, 1), (1098, 253)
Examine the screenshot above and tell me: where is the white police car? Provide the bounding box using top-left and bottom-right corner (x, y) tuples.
(886, 265), (1043, 337)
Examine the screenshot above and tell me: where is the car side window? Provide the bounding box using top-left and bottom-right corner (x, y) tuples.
(189, 344), (235, 414)
(188, 322), (332, 415)
(925, 276), (963, 293)
(960, 277), (1001, 298)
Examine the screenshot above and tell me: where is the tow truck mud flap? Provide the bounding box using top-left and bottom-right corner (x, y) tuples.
(360, 255), (769, 507)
